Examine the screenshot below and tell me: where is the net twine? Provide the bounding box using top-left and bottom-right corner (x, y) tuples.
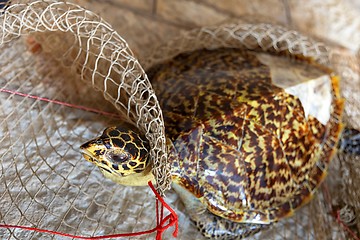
(0, 0), (171, 238)
(0, 0), (359, 239)
(143, 22), (331, 70)
(0, 182), (178, 239)
(0, 0), (170, 194)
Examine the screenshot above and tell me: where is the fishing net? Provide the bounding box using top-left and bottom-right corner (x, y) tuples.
(0, 0), (359, 239)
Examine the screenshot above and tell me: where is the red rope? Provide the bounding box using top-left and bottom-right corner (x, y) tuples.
(0, 89), (178, 239)
(0, 182), (178, 239)
(149, 181), (179, 240)
(322, 184), (360, 240)
(336, 210), (360, 240)
(0, 88), (122, 119)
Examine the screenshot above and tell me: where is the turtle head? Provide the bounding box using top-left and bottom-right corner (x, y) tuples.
(80, 126), (154, 186)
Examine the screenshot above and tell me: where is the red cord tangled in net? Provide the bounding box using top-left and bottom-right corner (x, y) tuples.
(0, 182), (178, 239)
(0, 89), (178, 239)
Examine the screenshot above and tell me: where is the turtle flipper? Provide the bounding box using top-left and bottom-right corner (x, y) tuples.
(191, 210), (268, 239)
(338, 128), (360, 155)
(172, 183), (268, 239)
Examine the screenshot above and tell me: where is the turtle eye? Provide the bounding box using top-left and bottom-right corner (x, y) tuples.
(108, 152), (129, 163)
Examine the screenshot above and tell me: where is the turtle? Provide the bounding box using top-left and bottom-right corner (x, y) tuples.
(80, 48), (360, 239)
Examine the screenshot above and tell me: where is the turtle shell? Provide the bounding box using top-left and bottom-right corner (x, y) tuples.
(147, 48), (344, 224)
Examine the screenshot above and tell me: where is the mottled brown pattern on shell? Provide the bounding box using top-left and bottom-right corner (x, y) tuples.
(148, 48), (344, 223)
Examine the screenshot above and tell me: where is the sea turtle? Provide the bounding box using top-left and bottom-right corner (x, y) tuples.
(80, 48), (360, 239)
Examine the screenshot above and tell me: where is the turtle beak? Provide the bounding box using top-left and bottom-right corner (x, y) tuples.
(80, 145), (96, 163)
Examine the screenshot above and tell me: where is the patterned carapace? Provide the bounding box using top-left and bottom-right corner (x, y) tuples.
(81, 48), (345, 238)
(147, 48), (344, 223)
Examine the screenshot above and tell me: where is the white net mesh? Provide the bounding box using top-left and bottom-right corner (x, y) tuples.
(0, 0), (170, 193)
(143, 23), (331, 70)
(0, 0), (359, 239)
(0, 0), (168, 239)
